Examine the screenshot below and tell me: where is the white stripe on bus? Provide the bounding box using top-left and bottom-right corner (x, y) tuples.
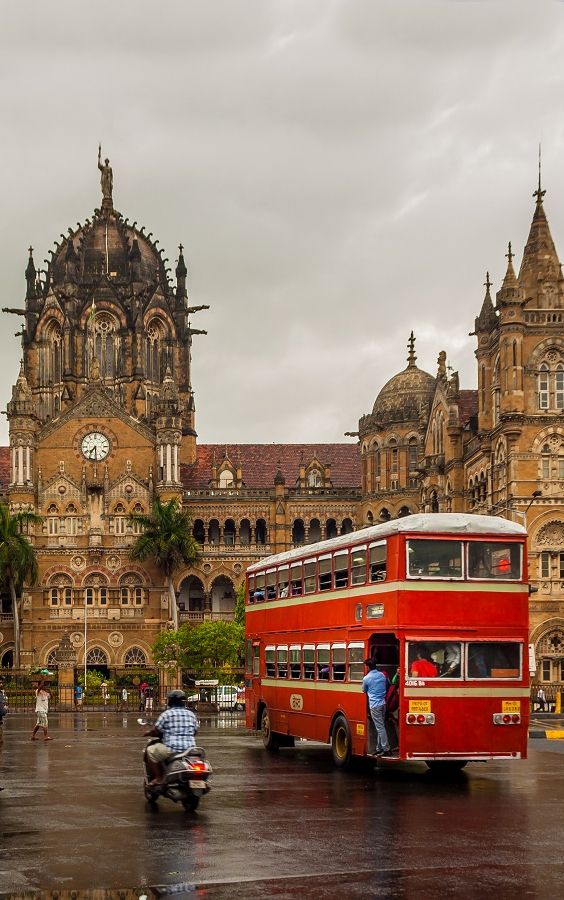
(259, 679), (529, 698)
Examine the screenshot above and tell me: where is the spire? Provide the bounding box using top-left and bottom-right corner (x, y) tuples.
(518, 161), (561, 302)
(475, 271), (497, 333)
(407, 331), (417, 368)
(25, 246), (36, 300)
(496, 242), (521, 307)
(175, 243), (187, 304)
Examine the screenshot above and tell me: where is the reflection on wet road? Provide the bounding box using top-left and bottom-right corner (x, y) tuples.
(0, 712), (563, 898)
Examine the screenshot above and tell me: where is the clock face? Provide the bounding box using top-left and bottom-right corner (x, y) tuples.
(81, 432), (110, 462)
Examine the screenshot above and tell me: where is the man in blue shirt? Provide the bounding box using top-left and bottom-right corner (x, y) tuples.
(144, 690), (199, 785)
(362, 658), (390, 756)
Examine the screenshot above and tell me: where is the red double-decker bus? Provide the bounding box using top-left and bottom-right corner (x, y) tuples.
(244, 513), (530, 772)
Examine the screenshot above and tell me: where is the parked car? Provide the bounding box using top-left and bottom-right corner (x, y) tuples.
(187, 682), (245, 711)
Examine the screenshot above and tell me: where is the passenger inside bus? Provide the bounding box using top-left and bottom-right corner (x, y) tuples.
(410, 647), (439, 678)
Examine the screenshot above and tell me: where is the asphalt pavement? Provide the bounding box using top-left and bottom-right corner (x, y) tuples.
(1, 712), (564, 898)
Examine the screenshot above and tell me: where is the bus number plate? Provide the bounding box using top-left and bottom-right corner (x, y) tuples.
(502, 701), (520, 714)
(409, 700), (431, 713)
(290, 694), (303, 711)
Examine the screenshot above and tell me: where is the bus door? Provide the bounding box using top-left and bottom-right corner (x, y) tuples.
(366, 633), (400, 754)
(245, 639), (262, 728)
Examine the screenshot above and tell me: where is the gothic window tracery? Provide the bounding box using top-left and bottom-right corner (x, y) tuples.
(146, 318), (169, 384)
(124, 647), (147, 666)
(538, 436), (564, 482)
(119, 574), (145, 606)
(537, 354), (564, 411)
(219, 469), (234, 488)
(88, 313), (119, 380)
(86, 647), (109, 666)
(83, 574), (109, 607)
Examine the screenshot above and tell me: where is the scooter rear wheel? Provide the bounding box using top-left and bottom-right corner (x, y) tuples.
(182, 795), (200, 812)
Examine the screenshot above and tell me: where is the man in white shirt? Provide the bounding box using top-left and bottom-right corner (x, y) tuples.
(31, 681), (53, 742)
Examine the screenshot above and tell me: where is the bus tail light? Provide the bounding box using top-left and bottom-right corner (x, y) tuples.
(406, 713), (435, 725)
(493, 713), (521, 725)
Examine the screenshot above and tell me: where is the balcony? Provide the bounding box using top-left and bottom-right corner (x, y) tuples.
(178, 611), (235, 624)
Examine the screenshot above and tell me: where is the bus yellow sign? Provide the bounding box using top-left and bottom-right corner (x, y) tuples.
(356, 723), (365, 736)
(502, 701), (520, 714)
(409, 700), (431, 713)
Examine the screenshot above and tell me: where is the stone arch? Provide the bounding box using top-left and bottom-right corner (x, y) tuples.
(528, 337), (564, 368)
(341, 517), (354, 534)
(398, 505), (412, 518)
(39, 639), (63, 667)
(122, 645), (150, 667)
(193, 518), (205, 544)
(239, 518), (251, 545)
(78, 640), (113, 666)
(292, 518), (305, 545)
(533, 519), (564, 549)
(308, 518), (321, 542)
(210, 574), (236, 615)
(178, 574), (205, 614)
(326, 518), (338, 539)
(0, 643), (15, 668)
(531, 426), (564, 454)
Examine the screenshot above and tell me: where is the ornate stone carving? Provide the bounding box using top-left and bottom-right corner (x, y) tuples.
(537, 521), (564, 547)
(108, 631), (123, 647)
(55, 632), (78, 669)
(70, 632), (84, 647)
(71, 555), (86, 571)
(538, 629), (564, 656)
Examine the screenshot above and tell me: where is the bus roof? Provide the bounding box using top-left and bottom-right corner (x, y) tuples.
(246, 513), (527, 574)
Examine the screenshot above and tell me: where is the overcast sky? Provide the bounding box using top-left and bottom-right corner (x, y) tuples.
(2, 1), (564, 446)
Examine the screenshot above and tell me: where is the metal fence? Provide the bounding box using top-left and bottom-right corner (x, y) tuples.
(0, 668), (165, 713)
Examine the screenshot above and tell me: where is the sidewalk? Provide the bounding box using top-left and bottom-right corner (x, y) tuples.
(529, 713), (564, 739)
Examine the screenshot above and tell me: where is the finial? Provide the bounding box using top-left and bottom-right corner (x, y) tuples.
(484, 271), (492, 292)
(407, 331), (417, 367)
(533, 144), (546, 205)
(28, 246), (33, 256)
(179, 243), (184, 254)
(505, 242), (514, 265)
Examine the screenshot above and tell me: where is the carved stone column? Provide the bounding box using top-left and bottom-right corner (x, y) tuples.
(55, 632), (77, 710)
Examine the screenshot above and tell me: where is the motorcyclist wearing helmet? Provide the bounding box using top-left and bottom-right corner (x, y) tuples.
(144, 689), (199, 785)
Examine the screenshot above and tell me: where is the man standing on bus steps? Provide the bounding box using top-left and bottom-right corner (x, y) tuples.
(362, 658), (390, 756)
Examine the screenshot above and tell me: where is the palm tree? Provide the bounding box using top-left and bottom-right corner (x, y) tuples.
(128, 498), (199, 630)
(0, 504), (43, 668)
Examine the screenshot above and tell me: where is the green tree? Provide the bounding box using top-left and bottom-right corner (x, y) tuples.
(0, 504), (43, 668)
(234, 581), (246, 627)
(152, 620), (244, 681)
(128, 498), (199, 630)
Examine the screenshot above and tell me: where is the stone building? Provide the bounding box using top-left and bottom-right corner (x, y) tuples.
(0, 158), (562, 690)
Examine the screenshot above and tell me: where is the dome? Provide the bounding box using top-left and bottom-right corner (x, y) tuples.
(48, 207), (169, 293)
(371, 335), (435, 426)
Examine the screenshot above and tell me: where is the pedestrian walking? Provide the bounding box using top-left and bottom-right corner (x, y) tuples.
(120, 687), (129, 711)
(31, 681), (53, 741)
(101, 680), (109, 705)
(144, 685), (154, 712)
(75, 683), (83, 709)
(537, 687), (546, 712)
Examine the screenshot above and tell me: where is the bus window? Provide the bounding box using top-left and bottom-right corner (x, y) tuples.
(369, 542), (386, 582)
(406, 642), (441, 678)
(289, 645), (301, 679)
(407, 539), (462, 579)
(319, 556), (332, 592)
(331, 643), (346, 681)
(468, 542), (521, 580)
(254, 573), (265, 602)
(348, 643), (365, 681)
(245, 640), (252, 673)
(406, 641), (461, 678)
(290, 562), (303, 596)
(333, 551), (349, 589)
(277, 646), (288, 679)
(317, 644), (330, 679)
(351, 547), (367, 585)
(304, 560), (316, 594)
(253, 644), (260, 676)
(267, 569), (277, 600)
(248, 575), (255, 602)
(303, 645), (315, 679)
(265, 646), (275, 677)
(467, 642), (521, 679)
(278, 566), (290, 598)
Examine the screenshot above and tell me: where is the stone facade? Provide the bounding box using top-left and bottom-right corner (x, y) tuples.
(0, 161), (562, 687)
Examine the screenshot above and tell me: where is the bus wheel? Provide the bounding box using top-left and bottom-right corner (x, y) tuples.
(331, 715), (352, 768)
(425, 760), (468, 773)
(261, 707), (280, 752)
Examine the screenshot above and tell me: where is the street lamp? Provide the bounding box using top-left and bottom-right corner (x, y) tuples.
(84, 590), (87, 696)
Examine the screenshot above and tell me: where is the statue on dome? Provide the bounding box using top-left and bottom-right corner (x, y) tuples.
(98, 144), (113, 205)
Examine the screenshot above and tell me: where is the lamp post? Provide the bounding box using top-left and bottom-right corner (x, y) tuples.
(84, 590), (87, 696)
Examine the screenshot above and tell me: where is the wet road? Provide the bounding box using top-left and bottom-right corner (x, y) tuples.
(0, 712), (563, 898)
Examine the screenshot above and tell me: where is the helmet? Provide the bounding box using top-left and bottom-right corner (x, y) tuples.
(167, 689), (187, 707)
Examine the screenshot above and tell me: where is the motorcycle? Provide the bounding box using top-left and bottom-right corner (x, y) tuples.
(140, 723), (212, 812)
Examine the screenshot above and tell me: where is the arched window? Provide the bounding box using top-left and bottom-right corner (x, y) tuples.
(47, 504), (59, 536)
(539, 363), (550, 409)
(341, 518), (354, 535)
(47, 574), (73, 607)
(87, 647), (109, 667)
(193, 519), (205, 544)
(379, 508), (391, 522)
(308, 519), (321, 543)
(65, 504), (78, 536)
(92, 313), (119, 379)
(326, 518), (337, 539)
(398, 506), (410, 518)
(113, 503), (126, 535)
(219, 469), (234, 488)
(45, 320), (63, 385)
(240, 519), (251, 545)
(46, 649), (59, 669)
(366, 510), (374, 525)
(541, 444), (551, 480)
(408, 438), (418, 471)
(119, 574), (145, 606)
(255, 518), (267, 545)
(556, 365), (564, 409)
(292, 519), (305, 545)
(83, 574), (109, 607)
(208, 519), (220, 544)
(430, 490), (439, 514)
(224, 519), (236, 546)
(146, 318), (169, 384)
(124, 647), (147, 666)
(493, 358), (500, 424)
(307, 468), (322, 488)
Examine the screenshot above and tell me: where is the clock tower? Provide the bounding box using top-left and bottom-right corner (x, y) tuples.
(4, 152), (208, 671)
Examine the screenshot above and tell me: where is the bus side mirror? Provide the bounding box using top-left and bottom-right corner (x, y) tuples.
(529, 585), (538, 595)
